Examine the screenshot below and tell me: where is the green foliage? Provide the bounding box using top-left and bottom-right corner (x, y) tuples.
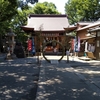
(65, 0), (100, 24)
(0, 0), (18, 34)
(0, 0), (18, 22)
(18, 0), (38, 10)
(0, 0), (38, 35)
(32, 2), (60, 14)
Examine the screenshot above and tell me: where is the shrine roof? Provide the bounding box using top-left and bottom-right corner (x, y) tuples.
(64, 25), (77, 33)
(21, 14), (69, 32)
(77, 21), (100, 31)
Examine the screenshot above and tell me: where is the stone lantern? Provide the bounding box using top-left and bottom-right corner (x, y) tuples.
(5, 28), (16, 59)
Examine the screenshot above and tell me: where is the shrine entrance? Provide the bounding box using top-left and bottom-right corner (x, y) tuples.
(21, 14), (70, 63)
(42, 40), (65, 63)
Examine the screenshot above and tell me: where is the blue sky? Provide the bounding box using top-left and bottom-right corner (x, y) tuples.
(39, 0), (68, 14)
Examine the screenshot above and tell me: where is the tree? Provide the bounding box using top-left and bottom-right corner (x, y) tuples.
(0, 0), (38, 34)
(0, 0), (38, 52)
(65, 0), (100, 24)
(0, 0), (18, 34)
(0, 0), (39, 34)
(32, 2), (60, 14)
(18, 0), (38, 10)
(0, 0), (18, 52)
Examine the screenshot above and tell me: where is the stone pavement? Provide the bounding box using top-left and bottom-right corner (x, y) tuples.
(0, 53), (6, 62)
(36, 55), (100, 100)
(0, 54), (100, 100)
(0, 57), (40, 100)
(68, 56), (100, 95)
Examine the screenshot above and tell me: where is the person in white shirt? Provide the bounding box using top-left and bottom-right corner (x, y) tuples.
(91, 44), (95, 52)
(66, 49), (70, 63)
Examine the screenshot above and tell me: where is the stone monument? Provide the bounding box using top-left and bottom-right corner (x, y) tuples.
(5, 28), (16, 59)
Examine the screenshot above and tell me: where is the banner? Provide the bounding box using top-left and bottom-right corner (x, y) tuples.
(32, 38), (35, 54)
(78, 36), (80, 51)
(28, 39), (32, 51)
(74, 36), (80, 52)
(71, 39), (75, 51)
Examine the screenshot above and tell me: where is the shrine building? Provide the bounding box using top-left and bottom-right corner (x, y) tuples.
(21, 14), (70, 53)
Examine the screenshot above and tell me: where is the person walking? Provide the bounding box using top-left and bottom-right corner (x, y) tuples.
(66, 49), (70, 63)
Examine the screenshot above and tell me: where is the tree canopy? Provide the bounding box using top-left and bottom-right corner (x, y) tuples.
(65, 0), (100, 24)
(0, 0), (38, 34)
(32, 2), (60, 14)
(0, 0), (39, 52)
(18, 0), (38, 10)
(0, 0), (18, 33)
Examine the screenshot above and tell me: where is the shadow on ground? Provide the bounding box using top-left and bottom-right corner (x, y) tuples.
(0, 58), (40, 100)
(36, 58), (100, 100)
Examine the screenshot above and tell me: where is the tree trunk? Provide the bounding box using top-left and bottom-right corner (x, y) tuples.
(0, 34), (3, 53)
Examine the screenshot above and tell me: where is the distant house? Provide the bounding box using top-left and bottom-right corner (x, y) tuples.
(76, 21), (100, 59)
(67, 21), (100, 59)
(64, 22), (93, 55)
(21, 14), (70, 53)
